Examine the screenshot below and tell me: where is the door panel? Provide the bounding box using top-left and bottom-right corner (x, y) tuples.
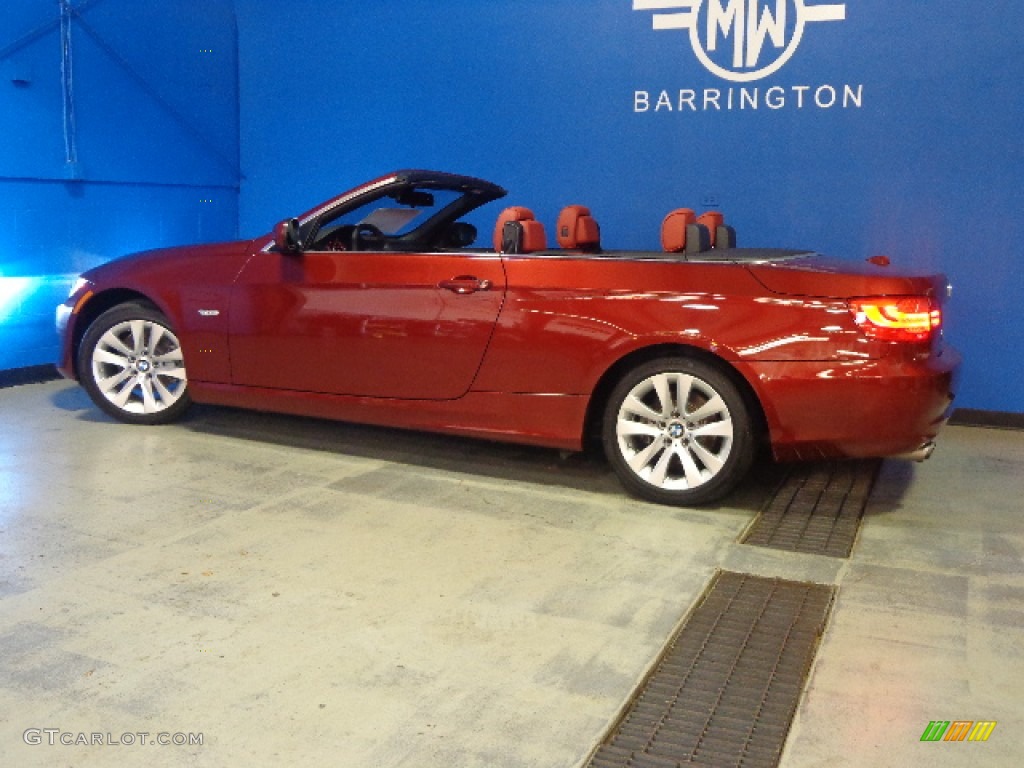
(229, 250), (506, 399)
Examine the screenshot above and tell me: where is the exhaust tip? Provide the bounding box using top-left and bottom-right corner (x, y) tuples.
(895, 441), (937, 462)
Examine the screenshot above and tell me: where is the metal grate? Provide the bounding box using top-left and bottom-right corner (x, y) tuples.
(740, 460), (880, 558)
(587, 572), (834, 768)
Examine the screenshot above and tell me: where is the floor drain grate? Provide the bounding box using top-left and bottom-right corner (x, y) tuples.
(741, 460), (880, 558)
(587, 571), (834, 768)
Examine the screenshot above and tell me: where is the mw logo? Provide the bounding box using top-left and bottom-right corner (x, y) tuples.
(920, 720), (997, 743)
(633, 0), (847, 83)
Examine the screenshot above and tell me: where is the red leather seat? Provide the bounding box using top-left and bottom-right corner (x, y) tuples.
(697, 212), (724, 247)
(556, 205), (601, 252)
(494, 207), (547, 253)
(697, 211), (736, 249)
(661, 208), (697, 253)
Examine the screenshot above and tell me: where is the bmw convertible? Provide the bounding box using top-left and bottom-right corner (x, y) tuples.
(56, 170), (960, 505)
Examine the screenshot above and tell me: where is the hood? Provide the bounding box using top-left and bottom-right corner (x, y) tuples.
(82, 239), (257, 286)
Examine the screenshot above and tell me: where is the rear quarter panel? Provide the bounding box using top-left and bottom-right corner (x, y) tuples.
(473, 255), (876, 397)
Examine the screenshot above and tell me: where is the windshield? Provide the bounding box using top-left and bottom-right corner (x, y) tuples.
(309, 186), (473, 251)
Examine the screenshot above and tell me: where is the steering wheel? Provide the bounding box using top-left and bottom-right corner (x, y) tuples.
(351, 222), (385, 251)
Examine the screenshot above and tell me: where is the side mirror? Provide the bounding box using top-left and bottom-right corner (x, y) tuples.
(273, 218), (303, 254)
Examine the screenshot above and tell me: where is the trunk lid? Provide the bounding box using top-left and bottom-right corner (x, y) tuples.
(745, 253), (948, 299)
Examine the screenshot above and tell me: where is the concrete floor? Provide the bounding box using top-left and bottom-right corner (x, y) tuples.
(0, 379), (1022, 767)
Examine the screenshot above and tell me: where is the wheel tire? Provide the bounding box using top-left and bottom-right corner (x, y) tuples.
(602, 357), (755, 506)
(77, 303), (192, 425)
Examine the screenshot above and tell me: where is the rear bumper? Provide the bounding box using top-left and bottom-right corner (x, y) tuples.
(749, 347), (962, 462)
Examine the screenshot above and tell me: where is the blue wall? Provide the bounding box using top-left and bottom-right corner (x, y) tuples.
(237, 0), (1023, 413)
(3, 1), (1020, 414)
(0, 0), (239, 369)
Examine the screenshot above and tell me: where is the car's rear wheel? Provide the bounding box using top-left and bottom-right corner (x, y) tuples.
(602, 357), (755, 506)
(78, 303), (192, 424)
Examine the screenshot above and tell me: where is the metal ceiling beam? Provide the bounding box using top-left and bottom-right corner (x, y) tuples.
(72, 14), (241, 181)
(0, 0), (107, 63)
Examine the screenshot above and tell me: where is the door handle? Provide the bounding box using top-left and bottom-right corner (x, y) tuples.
(438, 276), (492, 294)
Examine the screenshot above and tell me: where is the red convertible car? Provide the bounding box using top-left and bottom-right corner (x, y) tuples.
(56, 170), (960, 505)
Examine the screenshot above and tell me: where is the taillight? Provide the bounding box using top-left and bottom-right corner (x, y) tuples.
(848, 296), (941, 342)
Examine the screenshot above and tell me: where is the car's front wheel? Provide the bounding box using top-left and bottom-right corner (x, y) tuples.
(602, 357), (755, 506)
(78, 303), (192, 424)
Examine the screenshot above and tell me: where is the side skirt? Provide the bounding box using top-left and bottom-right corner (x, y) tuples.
(188, 382), (588, 452)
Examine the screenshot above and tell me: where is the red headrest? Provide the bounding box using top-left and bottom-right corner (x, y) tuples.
(517, 220), (547, 253)
(697, 212), (724, 247)
(493, 207), (536, 251)
(557, 205), (601, 251)
(661, 208), (696, 253)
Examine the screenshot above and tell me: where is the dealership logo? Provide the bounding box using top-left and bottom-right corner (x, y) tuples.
(633, 0), (847, 82)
